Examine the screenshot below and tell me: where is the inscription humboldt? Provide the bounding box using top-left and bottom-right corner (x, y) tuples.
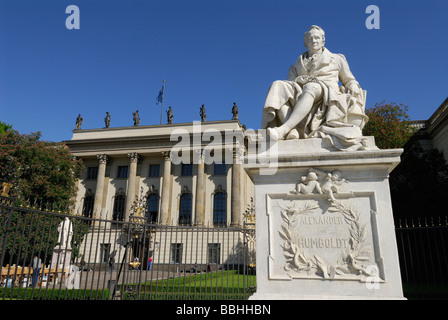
(297, 237), (349, 249)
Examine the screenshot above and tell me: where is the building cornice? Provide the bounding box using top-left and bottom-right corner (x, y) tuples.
(65, 120), (246, 158)
(427, 97), (448, 137)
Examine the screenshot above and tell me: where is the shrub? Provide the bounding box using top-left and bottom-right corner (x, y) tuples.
(363, 101), (415, 149)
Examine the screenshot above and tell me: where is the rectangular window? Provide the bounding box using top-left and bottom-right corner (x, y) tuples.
(170, 243), (183, 264)
(117, 166), (129, 179)
(148, 164), (160, 177)
(213, 192), (226, 226)
(213, 163), (226, 175)
(179, 193), (192, 225)
(100, 243), (111, 263)
(113, 195), (126, 221)
(86, 167), (98, 180)
(208, 243), (221, 264)
(181, 163), (193, 176)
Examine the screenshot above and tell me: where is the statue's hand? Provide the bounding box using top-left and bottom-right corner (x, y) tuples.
(295, 75), (315, 85)
(347, 83), (360, 96)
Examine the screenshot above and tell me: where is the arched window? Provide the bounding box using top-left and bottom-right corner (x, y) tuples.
(179, 192), (192, 226)
(113, 193), (126, 222)
(146, 193), (159, 224)
(82, 193), (94, 220)
(213, 192), (226, 227)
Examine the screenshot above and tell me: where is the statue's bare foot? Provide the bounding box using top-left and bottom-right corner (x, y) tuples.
(286, 129), (299, 140)
(267, 127), (282, 140)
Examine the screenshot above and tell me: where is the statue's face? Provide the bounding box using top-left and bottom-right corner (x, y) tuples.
(304, 29), (324, 52)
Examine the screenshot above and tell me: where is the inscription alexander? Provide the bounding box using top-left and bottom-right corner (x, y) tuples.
(298, 216), (343, 225)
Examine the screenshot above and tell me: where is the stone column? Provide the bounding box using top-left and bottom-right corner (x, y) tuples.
(160, 152), (172, 225)
(194, 149), (205, 226)
(124, 152), (139, 222)
(93, 154), (108, 220)
(231, 147), (243, 226)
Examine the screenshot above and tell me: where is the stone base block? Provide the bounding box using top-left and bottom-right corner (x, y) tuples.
(249, 293), (406, 300)
(50, 247), (72, 269)
(244, 138), (405, 300)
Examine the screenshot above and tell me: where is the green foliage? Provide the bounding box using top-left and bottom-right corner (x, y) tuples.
(0, 210), (90, 264)
(0, 121), (12, 134)
(363, 101), (415, 149)
(0, 287), (110, 300)
(0, 129), (84, 207)
(390, 143), (448, 218)
(0, 130), (86, 264)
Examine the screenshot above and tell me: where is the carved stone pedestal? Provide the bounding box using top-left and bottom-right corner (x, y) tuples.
(50, 246), (72, 270)
(244, 138), (406, 299)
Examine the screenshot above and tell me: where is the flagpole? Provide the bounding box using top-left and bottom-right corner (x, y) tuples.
(160, 80), (165, 125)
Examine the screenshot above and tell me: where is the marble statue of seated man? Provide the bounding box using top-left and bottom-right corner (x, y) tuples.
(261, 25), (369, 151)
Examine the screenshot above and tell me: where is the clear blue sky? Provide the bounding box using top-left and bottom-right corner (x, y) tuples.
(1, 0), (447, 142)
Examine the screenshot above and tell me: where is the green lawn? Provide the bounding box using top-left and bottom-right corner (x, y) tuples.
(121, 270), (256, 300)
(0, 270), (256, 300)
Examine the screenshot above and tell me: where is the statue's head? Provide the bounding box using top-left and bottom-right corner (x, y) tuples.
(304, 25), (325, 51)
(307, 171), (318, 181)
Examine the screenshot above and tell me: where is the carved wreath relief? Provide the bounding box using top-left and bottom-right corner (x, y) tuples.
(277, 169), (380, 281)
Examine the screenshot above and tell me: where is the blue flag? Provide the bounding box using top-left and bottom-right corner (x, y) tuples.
(156, 84), (164, 104)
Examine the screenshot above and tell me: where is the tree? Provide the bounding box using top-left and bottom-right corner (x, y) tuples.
(390, 142), (448, 219)
(363, 101), (416, 149)
(0, 121), (12, 134)
(0, 130), (84, 207)
(0, 130), (86, 265)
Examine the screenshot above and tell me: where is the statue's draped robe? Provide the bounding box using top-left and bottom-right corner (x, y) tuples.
(261, 48), (369, 151)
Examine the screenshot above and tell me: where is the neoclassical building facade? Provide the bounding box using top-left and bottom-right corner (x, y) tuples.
(65, 120), (254, 229)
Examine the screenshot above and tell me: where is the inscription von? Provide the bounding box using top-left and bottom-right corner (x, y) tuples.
(296, 215), (348, 249)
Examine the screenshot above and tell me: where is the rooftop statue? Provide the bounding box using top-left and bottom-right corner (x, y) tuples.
(166, 106), (173, 124)
(75, 114), (83, 130)
(261, 25), (369, 151)
(200, 104), (206, 122)
(133, 109), (140, 126)
(232, 102), (239, 120)
(105, 112), (111, 128)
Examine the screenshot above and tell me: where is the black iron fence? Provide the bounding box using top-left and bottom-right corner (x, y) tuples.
(2, 197), (447, 300)
(395, 216), (448, 300)
(0, 201), (256, 300)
